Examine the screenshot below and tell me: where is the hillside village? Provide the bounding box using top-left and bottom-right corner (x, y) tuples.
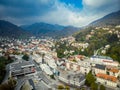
(0, 24), (120, 90)
(0, 0), (120, 90)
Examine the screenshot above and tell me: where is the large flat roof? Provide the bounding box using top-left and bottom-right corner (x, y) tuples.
(95, 64), (106, 70)
(91, 55), (113, 60)
(10, 60), (34, 71)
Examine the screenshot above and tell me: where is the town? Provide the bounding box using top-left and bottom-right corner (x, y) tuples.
(0, 30), (120, 90)
(0, 0), (120, 89)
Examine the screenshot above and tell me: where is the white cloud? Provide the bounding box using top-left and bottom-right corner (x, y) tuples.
(37, 0), (117, 27)
(82, 0), (119, 8)
(1, 0), (119, 27)
(83, 0), (108, 7)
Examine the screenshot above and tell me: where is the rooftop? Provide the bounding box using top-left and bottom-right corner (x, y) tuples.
(10, 60), (34, 71)
(96, 73), (117, 82)
(95, 64), (106, 70)
(91, 55), (113, 60)
(109, 68), (119, 73)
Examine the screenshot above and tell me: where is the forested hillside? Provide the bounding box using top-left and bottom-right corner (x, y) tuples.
(74, 26), (120, 62)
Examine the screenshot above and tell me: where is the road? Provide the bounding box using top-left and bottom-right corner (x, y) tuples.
(15, 77), (28, 90)
(36, 80), (52, 90)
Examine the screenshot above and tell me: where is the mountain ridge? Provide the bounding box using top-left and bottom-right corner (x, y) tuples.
(89, 10), (120, 26)
(0, 20), (32, 39)
(21, 22), (80, 38)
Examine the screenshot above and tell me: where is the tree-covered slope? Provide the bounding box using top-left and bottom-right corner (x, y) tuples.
(21, 22), (79, 38)
(0, 20), (32, 38)
(74, 26), (120, 62)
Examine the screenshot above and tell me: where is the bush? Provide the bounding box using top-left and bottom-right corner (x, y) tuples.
(91, 83), (98, 90)
(57, 85), (64, 89)
(100, 85), (106, 90)
(65, 86), (70, 90)
(50, 75), (55, 80)
(0, 77), (17, 90)
(22, 54), (29, 61)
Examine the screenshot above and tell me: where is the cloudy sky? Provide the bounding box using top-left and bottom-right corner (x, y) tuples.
(0, 0), (120, 27)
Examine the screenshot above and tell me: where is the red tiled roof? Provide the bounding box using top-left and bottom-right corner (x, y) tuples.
(96, 73), (117, 82)
(109, 68), (119, 73)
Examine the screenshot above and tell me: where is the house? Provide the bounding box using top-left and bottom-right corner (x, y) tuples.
(96, 73), (118, 87)
(75, 55), (85, 61)
(66, 60), (91, 74)
(66, 61), (80, 71)
(32, 54), (42, 64)
(109, 68), (120, 77)
(103, 61), (119, 67)
(79, 61), (91, 74)
(40, 64), (53, 75)
(90, 55), (113, 64)
(94, 64), (106, 75)
(58, 73), (85, 87)
(10, 60), (36, 77)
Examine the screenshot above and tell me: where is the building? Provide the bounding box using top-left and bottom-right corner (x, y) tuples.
(96, 73), (118, 87)
(94, 64), (106, 75)
(10, 60), (36, 77)
(32, 54), (42, 64)
(79, 61), (91, 74)
(90, 55), (113, 63)
(59, 73), (85, 87)
(109, 68), (120, 77)
(40, 64), (53, 75)
(66, 60), (91, 74)
(66, 61), (80, 71)
(90, 55), (119, 67)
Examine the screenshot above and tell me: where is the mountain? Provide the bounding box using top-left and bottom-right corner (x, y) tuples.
(89, 10), (120, 26)
(74, 26), (120, 62)
(0, 20), (32, 38)
(74, 10), (120, 62)
(21, 22), (79, 38)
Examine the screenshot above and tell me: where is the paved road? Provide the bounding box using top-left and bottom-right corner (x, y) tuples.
(30, 56), (52, 84)
(15, 77), (27, 90)
(36, 80), (52, 90)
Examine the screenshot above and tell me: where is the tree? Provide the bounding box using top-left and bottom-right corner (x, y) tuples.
(65, 86), (70, 90)
(85, 71), (96, 86)
(8, 77), (17, 89)
(0, 77), (17, 90)
(0, 56), (13, 84)
(50, 75), (55, 80)
(100, 85), (106, 90)
(57, 85), (64, 89)
(91, 83), (98, 90)
(22, 54), (29, 61)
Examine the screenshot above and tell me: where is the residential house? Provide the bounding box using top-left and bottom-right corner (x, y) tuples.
(109, 68), (120, 77)
(94, 64), (106, 75)
(96, 73), (118, 87)
(66, 61), (80, 71)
